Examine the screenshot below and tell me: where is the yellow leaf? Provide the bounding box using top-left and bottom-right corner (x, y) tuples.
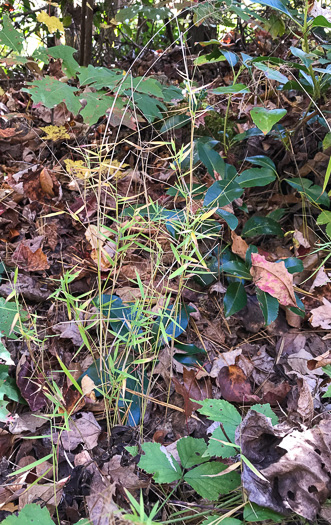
(64, 159), (88, 179)
(42, 125), (70, 140)
(199, 207), (218, 221)
(0, 87), (4, 96)
(37, 12), (64, 33)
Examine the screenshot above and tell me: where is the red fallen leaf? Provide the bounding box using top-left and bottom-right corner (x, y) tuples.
(16, 357), (48, 411)
(12, 241), (49, 271)
(217, 365), (260, 403)
(261, 380), (292, 406)
(173, 368), (212, 418)
(0, 128), (18, 138)
(250, 253), (297, 307)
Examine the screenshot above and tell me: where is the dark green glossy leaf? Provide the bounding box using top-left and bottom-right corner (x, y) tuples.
(256, 289), (279, 325)
(286, 178), (330, 208)
(254, 62), (288, 84)
(215, 208), (238, 230)
(204, 180), (243, 208)
(236, 168), (276, 188)
(246, 155), (276, 172)
(221, 260), (251, 279)
(282, 257), (304, 274)
(244, 503), (285, 522)
(224, 282), (247, 317)
(242, 216), (284, 237)
(196, 139), (225, 177)
(160, 114), (191, 133)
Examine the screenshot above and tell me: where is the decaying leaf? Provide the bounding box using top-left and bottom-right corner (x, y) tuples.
(217, 365), (259, 403)
(85, 225), (116, 271)
(173, 368), (212, 418)
(231, 231), (249, 260)
(52, 320), (84, 346)
(53, 412), (101, 451)
(309, 267), (331, 291)
(250, 253), (297, 307)
(237, 411), (331, 520)
(310, 298), (331, 329)
(12, 239), (49, 271)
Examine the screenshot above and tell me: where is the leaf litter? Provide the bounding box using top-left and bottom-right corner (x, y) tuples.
(0, 11), (331, 525)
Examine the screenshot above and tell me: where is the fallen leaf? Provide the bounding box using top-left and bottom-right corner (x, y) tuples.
(217, 365), (260, 403)
(173, 368), (212, 418)
(85, 225), (116, 271)
(52, 321), (84, 346)
(237, 411), (331, 520)
(309, 267), (331, 291)
(250, 253), (297, 307)
(16, 356), (48, 411)
(53, 412), (101, 451)
(261, 380), (291, 405)
(41, 125), (70, 141)
(231, 231), (249, 259)
(102, 455), (149, 492)
(308, 350), (331, 370)
(12, 241), (49, 271)
(19, 478), (67, 513)
(310, 298), (331, 329)
(8, 412), (46, 434)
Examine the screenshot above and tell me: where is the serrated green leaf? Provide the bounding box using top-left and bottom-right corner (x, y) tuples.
(184, 462), (240, 499)
(139, 442), (182, 483)
(1, 503), (55, 524)
(250, 403), (279, 425)
(23, 76), (81, 115)
(244, 502), (285, 522)
(197, 399), (242, 430)
(206, 426), (238, 458)
(256, 289), (279, 325)
(204, 181), (243, 208)
(79, 92), (120, 125)
(224, 282), (247, 317)
(128, 91), (166, 123)
(242, 216), (284, 237)
(0, 14), (24, 53)
(177, 437), (209, 468)
(201, 518), (242, 525)
(250, 107), (287, 135)
(236, 168), (276, 188)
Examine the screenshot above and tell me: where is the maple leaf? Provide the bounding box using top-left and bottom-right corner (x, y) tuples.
(42, 125), (70, 140)
(250, 253), (297, 307)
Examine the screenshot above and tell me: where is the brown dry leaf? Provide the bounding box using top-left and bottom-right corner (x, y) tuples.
(173, 367), (212, 417)
(309, 298), (331, 329)
(309, 267), (331, 291)
(19, 478), (67, 513)
(237, 411), (331, 520)
(52, 320), (84, 346)
(85, 225), (116, 271)
(231, 231), (249, 260)
(8, 412), (46, 435)
(261, 380), (292, 406)
(250, 253), (297, 307)
(102, 455), (149, 492)
(53, 412), (101, 451)
(217, 365), (259, 403)
(0, 128), (17, 138)
(86, 466), (119, 525)
(11, 241), (49, 271)
(39, 168), (55, 196)
(287, 378), (314, 424)
(81, 375), (97, 402)
(0, 429), (15, 457)
(307, 350), (331, 370)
